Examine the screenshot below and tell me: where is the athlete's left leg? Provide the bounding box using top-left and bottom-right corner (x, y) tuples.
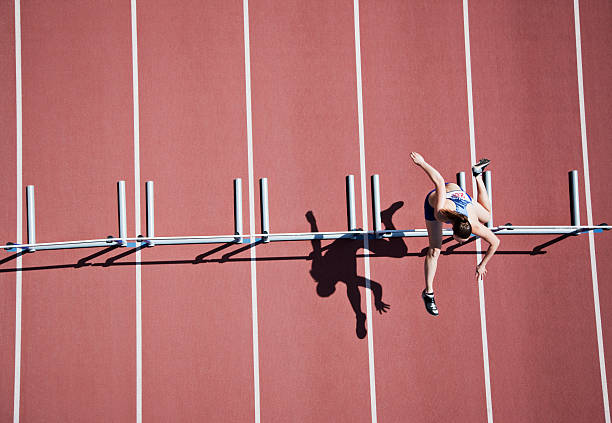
(473, 173), (492, 224)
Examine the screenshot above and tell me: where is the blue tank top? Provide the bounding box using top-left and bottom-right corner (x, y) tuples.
(424, 185), (473, 222)
(445, 190), (472, 218)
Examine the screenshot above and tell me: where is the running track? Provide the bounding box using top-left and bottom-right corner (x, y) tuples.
(1, 1), (611, 422)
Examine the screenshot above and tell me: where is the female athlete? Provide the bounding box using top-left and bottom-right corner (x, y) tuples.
(411, 152), (500, 316)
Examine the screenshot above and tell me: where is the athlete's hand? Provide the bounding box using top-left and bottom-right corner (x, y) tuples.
(410, 152), (425, 166)
(476, 264), (487, 279)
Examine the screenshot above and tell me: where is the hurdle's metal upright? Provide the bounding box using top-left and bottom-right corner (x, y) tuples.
(456, 172), (466, 192)
(234, 178), (243, 242)
(569, 170), (580, 226)
(483, 170), (493, 228)
(117, 181), (127, 246)
(371, 174), (382, 234)
(145, 181), (155, 246)
(346, 175), (357, 231)
(260, 178), (269, 243)
(26, 185), (36, 252)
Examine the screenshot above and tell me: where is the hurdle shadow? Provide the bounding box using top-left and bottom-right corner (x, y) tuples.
(194, 242), (236, 263)
(0, 222), (590, 273)
(530, 231), (581, 255)
(0, 250), (28, 266)
(76, 245), (121, 267)
(305, 202), (407, 339)
(103, 245), (148, 266)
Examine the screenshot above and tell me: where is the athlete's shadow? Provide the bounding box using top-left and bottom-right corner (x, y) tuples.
(306, 202), (407, 339)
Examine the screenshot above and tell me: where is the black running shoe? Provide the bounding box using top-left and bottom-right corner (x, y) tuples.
(472, 158), (491, 176)
(422, 290), (439, 316)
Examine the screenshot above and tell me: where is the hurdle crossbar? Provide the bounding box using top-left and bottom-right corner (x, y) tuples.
(2, 225), (609, 252)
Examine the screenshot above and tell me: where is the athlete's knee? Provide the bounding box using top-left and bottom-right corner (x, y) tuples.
(482, 211), (491, 224)
(477, 205), (491, 223)
(426, 247), (441, 259)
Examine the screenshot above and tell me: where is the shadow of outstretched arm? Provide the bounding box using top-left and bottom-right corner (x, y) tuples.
(305, 211), (322, 260)
(355, 276), (389, 314)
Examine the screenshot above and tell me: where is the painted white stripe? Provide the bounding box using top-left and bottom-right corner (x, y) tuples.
(129, 0), (143, 421)
(352, 1), (377, 421)
(242, 1), (260, 421)
(573, 2), (610, 421)
(13, 1), (23, 421)
(462, 1), (493, 422)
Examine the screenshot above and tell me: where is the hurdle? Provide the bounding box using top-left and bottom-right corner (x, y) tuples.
(2, 170), (609, 253)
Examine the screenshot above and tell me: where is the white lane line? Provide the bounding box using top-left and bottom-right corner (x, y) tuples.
(573, 1), (610, 421)
(129, 0), (143, 421)
(352, 1), (377, 421)
(242, 1), (260, 421)
(462, 1), (493, 422)
(13, 1), (23, 422)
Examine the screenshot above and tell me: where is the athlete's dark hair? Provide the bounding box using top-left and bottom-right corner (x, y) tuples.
(439, 209), (472, 239)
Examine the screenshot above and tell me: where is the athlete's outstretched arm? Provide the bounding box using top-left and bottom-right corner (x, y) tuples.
(411, 152), (446, 212)
(471, 223), (500, 279)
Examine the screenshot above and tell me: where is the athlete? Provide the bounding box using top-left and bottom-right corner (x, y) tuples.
(410, 152), (500, 316)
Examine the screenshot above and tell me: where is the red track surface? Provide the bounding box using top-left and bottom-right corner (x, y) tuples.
(1, 1), (611, 422)
(17, 2), (136, 421)
(137, 1), (254, 421)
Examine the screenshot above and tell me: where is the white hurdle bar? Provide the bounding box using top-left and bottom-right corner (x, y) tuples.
(26, 185), (36, 252)
(346, 175), (357, 231)
(234, 178), (243, 242)
(260, 178), (269, 243)
(145, 181), (155, 247)
(2, 225), (610, 252)
(117, 181), (127, 246)
(483, 170), (493, 228)
(456, 172), (466, 191)
(371, 174), (382, 234)
(569, 170), (580, 226)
